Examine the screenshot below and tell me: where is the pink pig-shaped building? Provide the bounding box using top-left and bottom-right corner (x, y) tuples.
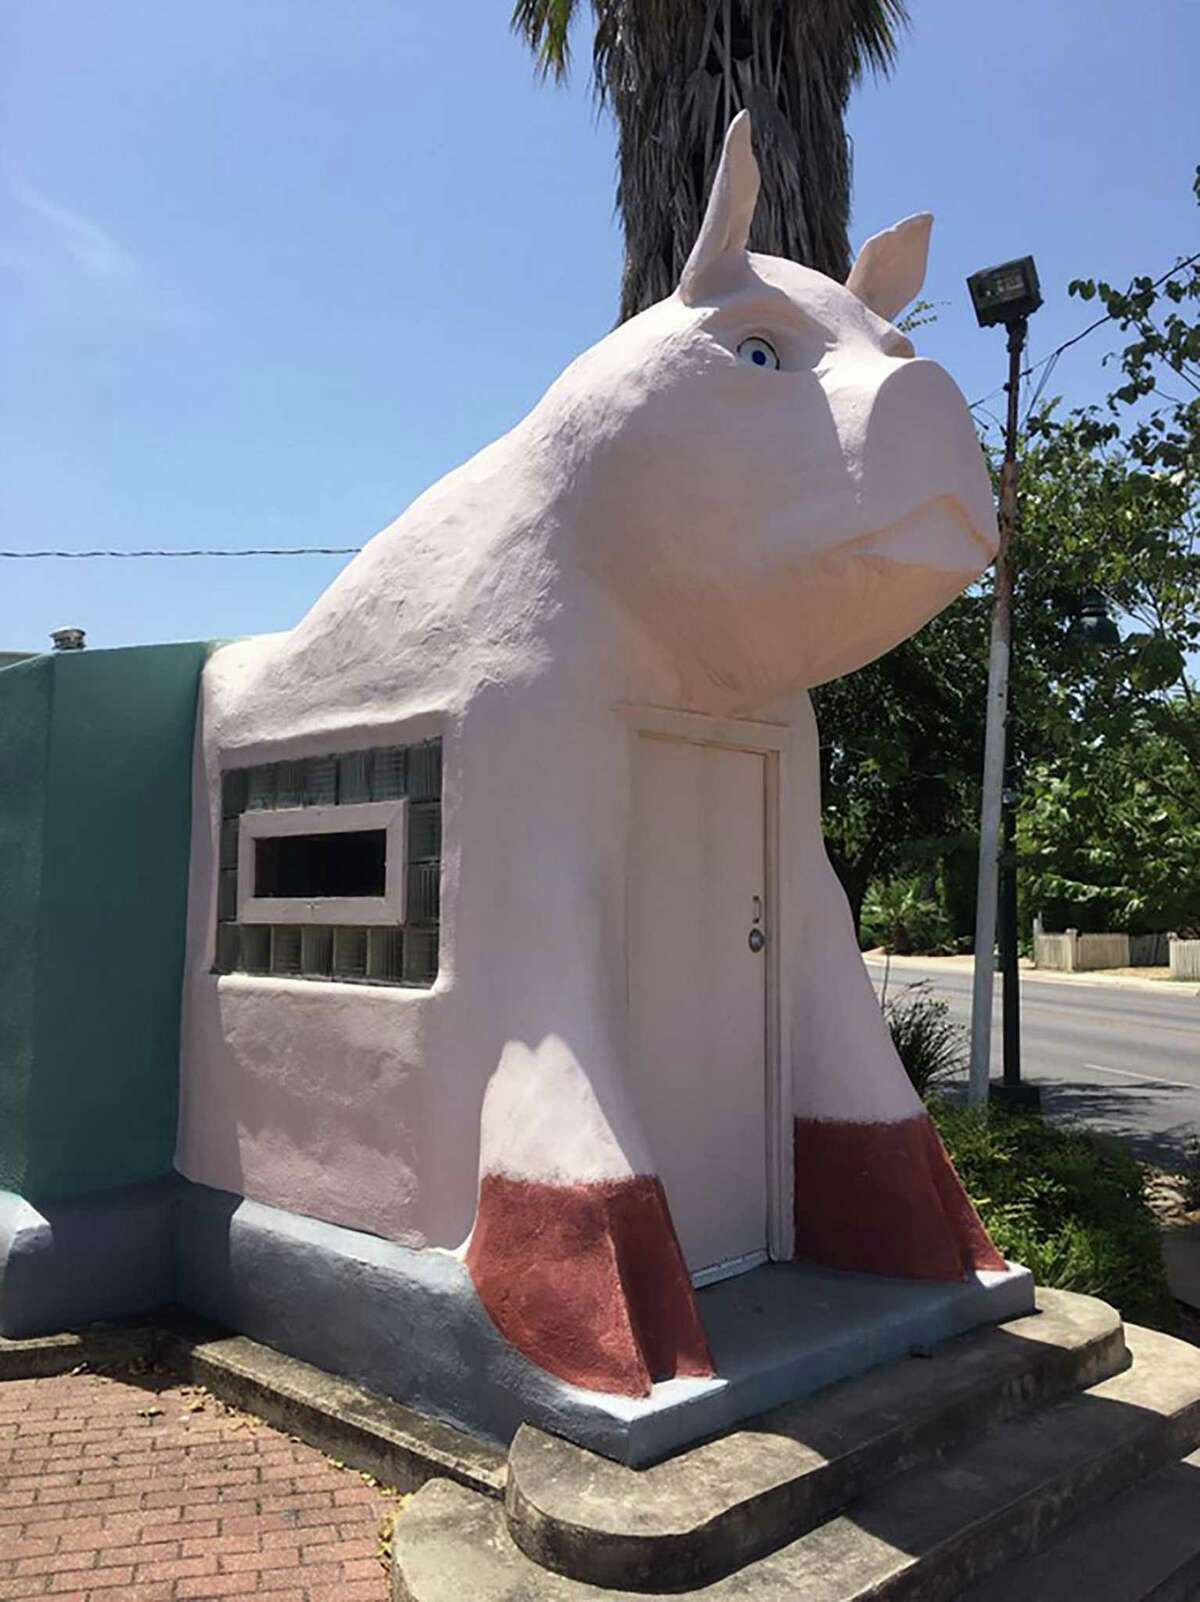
(166, 115), (1031, 1459)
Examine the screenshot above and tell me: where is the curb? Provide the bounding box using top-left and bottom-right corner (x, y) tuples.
(0, 1309), (506, 1500)
(863, 953), (1200, 998)
(1162, 1222), (1200, 1318)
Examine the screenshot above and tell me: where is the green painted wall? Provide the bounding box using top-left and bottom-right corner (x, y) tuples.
(0, 659), (52, 1195)
(0, 643), (210, 1202)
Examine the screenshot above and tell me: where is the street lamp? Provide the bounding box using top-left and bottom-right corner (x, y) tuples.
(965, 256), (1042, 1111)
(967, 257), (1043, 328)
(1070, 589), (1122, 650)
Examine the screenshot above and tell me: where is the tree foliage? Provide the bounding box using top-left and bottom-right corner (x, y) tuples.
(821, 170), (1200, 943)
(814, 602), (987, 933)
(1011, 178), (1200, 934)
(862, 877), (954, 955)
(1019, 714), (1200, 935)
(513, 0), (908, 318)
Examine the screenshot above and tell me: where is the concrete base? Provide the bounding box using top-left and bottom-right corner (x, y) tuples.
(1161, 1221), (1200, 1312)
(988, 1078), (1043, 1113)
(393, 1322), (1200, 1601)
(175, 1182), (1032, 1465)
(175, 1181), (606, 1455)
(507, 1289), (1125, 1591)
(0, 1180), (176, 1338)
(0, 1176), (1032, 1465)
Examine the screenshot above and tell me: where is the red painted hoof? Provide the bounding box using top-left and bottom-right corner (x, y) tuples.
(793, 1115), (1005, 1281)
(466, 1173), (714, 1397)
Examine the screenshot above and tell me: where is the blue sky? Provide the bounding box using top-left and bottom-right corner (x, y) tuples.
(2, 0), (1196, 652)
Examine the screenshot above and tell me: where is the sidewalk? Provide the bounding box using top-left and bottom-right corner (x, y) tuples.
(862, 950), (1200, 998)
(0, 1362), (399, 1602)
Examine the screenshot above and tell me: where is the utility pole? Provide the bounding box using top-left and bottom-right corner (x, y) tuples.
(965, 257), (1042, 1108)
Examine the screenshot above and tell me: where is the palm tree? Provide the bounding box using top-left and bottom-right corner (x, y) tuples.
(512, 0), (909, 321)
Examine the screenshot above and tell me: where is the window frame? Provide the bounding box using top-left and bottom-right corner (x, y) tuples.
(237, 799), (408, 927)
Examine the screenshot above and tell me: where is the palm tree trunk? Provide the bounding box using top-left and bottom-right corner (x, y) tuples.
(513, 1), (908, 318)
(722, 0), (733, 137)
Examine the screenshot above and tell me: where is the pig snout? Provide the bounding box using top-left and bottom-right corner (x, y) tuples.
(851, 357), (998, 570)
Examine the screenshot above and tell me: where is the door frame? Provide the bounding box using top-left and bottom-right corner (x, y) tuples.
(616, 703), (794, 1266)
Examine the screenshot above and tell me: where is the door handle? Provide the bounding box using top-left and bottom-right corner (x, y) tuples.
(748, 927), (766, 953)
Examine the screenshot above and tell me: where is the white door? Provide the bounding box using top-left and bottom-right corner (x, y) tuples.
(627, 734), (768, 1279)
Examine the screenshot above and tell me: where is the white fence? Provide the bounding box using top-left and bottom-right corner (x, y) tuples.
(1032, 930), (1079, 970)
(1170, 937), (1200, 981)
(1033, 919), (1199, 978)
(1031, 922), (1130, 972)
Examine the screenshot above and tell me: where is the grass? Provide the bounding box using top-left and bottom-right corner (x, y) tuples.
(930, 1099), (1178, 1332)
(881, 976), (1176, 1330)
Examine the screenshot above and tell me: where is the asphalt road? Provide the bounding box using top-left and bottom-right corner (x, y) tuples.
(863, 957), (1200, 1170)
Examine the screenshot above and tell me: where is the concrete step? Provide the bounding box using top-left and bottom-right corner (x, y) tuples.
(391, 1321), (1200, 1602)
(0, 1320), (155, 1380)
(959, 1448), (1200, 1602)
(507, 1287), (1125, 1590)
(156, 1311), (507, 1499)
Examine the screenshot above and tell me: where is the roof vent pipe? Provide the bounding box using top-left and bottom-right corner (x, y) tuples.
(50, 627), (86, 652)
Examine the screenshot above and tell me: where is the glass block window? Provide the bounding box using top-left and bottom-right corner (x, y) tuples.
(214, 738), (442, 988)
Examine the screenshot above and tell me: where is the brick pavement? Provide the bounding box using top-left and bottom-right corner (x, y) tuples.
(0, 1362), (403, 1602)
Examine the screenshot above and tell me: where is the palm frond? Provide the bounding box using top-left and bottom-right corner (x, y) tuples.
(511, 0), (581, 80)
(516, 0), (911, 318)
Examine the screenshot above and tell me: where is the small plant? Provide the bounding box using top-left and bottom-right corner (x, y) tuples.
(882, 980), (966, 1100)
(862, 875), (954, 956)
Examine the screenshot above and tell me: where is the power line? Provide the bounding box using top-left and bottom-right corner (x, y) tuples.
(0, 546), (363, 560)
(1022, 347), (1062, 426)
(969, 247), (1200, 414)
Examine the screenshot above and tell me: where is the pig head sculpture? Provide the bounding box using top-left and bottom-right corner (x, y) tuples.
(179, 113), (1005, 1403)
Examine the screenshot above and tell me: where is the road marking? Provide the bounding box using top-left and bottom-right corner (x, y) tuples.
(1082, 1062), (1200, 1091)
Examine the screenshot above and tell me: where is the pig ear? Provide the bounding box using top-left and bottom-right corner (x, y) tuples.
(845, 213), (933, 322)
(678, 112), (760, 305)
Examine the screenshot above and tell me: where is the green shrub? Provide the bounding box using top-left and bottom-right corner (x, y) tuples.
(883, 981), (966, 1099)
(931, 1101), (1177, 1331)
(861, 875), (953, 955)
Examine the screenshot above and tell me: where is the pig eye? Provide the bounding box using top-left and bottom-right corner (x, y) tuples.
(736, 336), (780, 371)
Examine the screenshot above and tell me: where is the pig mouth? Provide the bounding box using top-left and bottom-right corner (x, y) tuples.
(846, 494), (997, 575)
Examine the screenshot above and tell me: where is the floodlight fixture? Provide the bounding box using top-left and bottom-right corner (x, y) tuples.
(967, 256), (1043, 328)
(1070, 589), (1122, 650)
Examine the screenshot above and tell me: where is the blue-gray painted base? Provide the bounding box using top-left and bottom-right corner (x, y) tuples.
(0, 1178), (1034, 1465)
(0, 1180), (177, 1339)
(174, 1182), (1034, 1465)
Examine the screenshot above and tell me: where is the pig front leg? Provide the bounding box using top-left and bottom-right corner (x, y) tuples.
(465, 1030), (713, 1398)
(785, 695), (1004, 1280)
(450, 688), (712, 1397)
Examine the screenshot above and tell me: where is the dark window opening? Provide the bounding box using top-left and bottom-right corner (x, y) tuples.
(255, 830), (386, 899)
